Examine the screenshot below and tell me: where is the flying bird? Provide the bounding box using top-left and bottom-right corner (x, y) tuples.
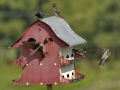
(29, 42), (45, 58)
(22, 41), (45, 58)
(52, 3), (64, 19)
(91, 48), (111, 66)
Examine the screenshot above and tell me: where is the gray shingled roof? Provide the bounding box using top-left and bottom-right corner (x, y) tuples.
(41, 16), (86, 46)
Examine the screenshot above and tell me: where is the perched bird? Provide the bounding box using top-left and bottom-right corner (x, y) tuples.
(72, 47), (87, 54)
(80, 47), (87, 53)
(22, 41), (37, 49)
(43, 38), (53, 44)
(52, 3), (64, 19)
(72, 47), (87, 56)
(35, 12), (44, 19)
(91, 48), (111, 66)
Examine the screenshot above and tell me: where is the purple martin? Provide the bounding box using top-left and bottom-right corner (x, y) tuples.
(22, 41), (45, 58)
(72, 47), (87, 56)
(91, 48), (111, 66)
(29, 42), (45, 58)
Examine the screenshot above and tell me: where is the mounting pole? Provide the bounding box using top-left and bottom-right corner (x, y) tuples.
(47, 84), (53, 90)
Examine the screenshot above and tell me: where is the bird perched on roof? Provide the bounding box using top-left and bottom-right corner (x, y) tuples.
(52, 3), (64, 19)
(91, 48), (111, 66)
(35, 12), (44, 19)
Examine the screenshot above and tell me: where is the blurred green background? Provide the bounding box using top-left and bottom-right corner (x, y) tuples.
(0, 0), (120, 90)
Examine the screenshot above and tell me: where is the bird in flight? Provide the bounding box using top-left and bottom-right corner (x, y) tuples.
(22, 41), (45, 58)
(29, 42), (45, 58)
(52, 3), (64, 19)
(91, 48), (111, 66)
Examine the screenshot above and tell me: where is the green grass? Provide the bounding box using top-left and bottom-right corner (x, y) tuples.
(0, 60), (120, 90)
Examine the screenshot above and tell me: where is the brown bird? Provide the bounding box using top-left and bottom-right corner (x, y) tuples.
(30, 42), (45, 58)
(22, 41), (45, 58)
(72, 47), (87, 56)
(52, 3), (64, 19)
(72, 47), (87, 54)
(22, 41), (38, 50)
(91, 48), (111, 66)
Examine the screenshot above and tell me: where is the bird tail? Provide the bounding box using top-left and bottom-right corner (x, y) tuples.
(98, 61), (102, 66)
(57, 14), (65, 19)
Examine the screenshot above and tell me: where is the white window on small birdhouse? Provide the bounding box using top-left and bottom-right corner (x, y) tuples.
(60, 64), (75, 79)
(60, 47), (74, 60)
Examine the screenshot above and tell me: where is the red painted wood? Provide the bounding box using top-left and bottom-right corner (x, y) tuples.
(12, 20), (85, 85)
(11, 20), (68, 48)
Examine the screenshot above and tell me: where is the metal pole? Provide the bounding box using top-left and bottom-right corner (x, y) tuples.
(47, 84), (53, 90)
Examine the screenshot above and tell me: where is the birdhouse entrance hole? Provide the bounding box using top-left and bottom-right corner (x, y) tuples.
(28, 38), (36, 42)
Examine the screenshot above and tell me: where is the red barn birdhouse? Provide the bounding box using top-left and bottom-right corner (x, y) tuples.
(10, 16), (86, 85)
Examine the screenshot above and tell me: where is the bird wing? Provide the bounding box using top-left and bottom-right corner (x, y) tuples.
(98, 49), (111, 66)
(22, 41), (38, 49)
(29, 46), (41, 56)
(99, 48), (107, 56)
(101, 49), (111, 60)
(39, 46), (45, 58)
(29, 42), (45, 58)
(98, 59), (105, 66)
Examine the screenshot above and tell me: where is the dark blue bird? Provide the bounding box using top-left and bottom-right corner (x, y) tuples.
(35, 12), (44, 19)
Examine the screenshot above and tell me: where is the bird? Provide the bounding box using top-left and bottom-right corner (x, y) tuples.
(80, 47), (87, 53)
(72, 47), (87, 54)
(43, 38), (53, 44)
(91, 48), (111, 66)
(35, 12), (44, 19)
(52, 3), (64, 19)
(29, 42), (45, 58)
(72, 47), (87, 56)
(22, 41), (45, 58)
